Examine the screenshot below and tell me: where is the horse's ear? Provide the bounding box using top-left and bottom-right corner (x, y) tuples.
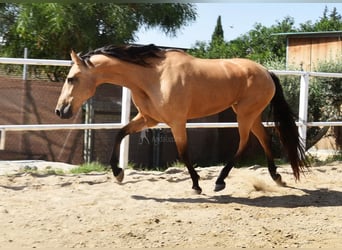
(70, 50), (83, 66)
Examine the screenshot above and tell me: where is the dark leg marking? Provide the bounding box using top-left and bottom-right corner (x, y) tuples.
(109, 128), (127, 182)
(215, 160), (234, 192)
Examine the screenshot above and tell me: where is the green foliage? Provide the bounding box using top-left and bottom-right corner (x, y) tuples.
(135, 3), (197, 36)
(19, 165), (65, 176)
(299, 6), (342, 31)
(312, 58), (342, 121)
(189, 6), (341, 64)
(0, 3), (196, 81)
(324, 153), (342, 162)
(311, 59), (342, 149)
(243, 17), (295, 63)
(0, 3), (196, 59)
(310, 152), (342, 166)
(189, 40), (231, 59)
(190, 16), (296, 63)
(70, 162), (109, 174)
(189, 16), (227, 59)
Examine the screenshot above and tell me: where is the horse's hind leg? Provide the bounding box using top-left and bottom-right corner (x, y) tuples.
(170, 123), (201, 194)
(251, 118), (286, 186)
(110, 113), (156, 182)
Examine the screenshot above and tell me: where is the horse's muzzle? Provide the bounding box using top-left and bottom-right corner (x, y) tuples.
(55, 103), (73, 119)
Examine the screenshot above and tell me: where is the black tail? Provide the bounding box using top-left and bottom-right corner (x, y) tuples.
(269, 71), (310, 180)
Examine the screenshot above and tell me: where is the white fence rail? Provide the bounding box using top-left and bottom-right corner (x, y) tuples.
(1, 57), (341, 168)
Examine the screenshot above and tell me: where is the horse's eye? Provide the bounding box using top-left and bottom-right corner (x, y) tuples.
(67, 77), (74, 84)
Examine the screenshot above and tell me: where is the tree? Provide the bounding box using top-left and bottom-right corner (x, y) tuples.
(0, 3), (197, 59)
(211, 15), (224, 43)
(190, 16), (296, 63)
(189, 15), (232, 59)
(230, 16), (296, 63)
(299, 6), (342, 31)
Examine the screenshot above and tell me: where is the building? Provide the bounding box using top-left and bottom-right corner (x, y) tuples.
(276, 31), (342, 71)
(275, 31), (342, 156)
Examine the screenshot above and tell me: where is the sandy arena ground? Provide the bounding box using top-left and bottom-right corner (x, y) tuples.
(0, 160), (341, 248)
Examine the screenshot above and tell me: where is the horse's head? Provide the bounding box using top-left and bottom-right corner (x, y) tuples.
(55, 51), (97, 119)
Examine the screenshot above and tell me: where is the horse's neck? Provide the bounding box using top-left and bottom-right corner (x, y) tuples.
(128, 68), (160, 94)
(93, 61), (158, 91)
(89, 53), (166, 92)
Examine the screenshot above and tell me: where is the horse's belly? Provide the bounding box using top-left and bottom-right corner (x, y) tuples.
(188, 91), (236, 119)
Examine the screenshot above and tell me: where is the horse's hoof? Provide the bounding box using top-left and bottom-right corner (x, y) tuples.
(214, 183), (226, 192)
(114, 169), (124, 183)
(192, 186), (202, 194)
(274, 174), (286, 187)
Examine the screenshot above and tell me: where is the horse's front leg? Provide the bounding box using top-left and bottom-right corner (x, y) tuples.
(110, 128), (127, 182)
(170, 123), (202, 194)
(110, 113), (152, 182)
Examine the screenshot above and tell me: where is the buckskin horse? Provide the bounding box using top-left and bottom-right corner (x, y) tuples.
(55, 44), (309, 194)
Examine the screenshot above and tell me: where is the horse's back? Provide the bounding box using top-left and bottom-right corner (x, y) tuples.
(188, 56), (275, 100)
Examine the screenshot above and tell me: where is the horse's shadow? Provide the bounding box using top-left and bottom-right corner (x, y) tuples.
(131, 187), (342, 208)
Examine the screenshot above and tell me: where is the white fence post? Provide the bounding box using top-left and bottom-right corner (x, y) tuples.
(298, 73), (310, 147)
(23, 48), (28, 80)
(119, 87), (131, 169)
(0, 129), (5, 150)
(83, 99), (93, 163)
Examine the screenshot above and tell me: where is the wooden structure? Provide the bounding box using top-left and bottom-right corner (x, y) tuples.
(275, 31), (342, 156)
(277, 31), (342, 71)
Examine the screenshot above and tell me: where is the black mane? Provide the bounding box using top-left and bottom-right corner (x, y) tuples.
(81, 44), (163, 66)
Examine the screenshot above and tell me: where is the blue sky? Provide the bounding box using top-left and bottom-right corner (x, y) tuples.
(135, 3), (342, 48)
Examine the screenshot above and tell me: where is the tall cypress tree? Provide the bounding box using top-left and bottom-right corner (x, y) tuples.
(211, 15), (224, 43)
